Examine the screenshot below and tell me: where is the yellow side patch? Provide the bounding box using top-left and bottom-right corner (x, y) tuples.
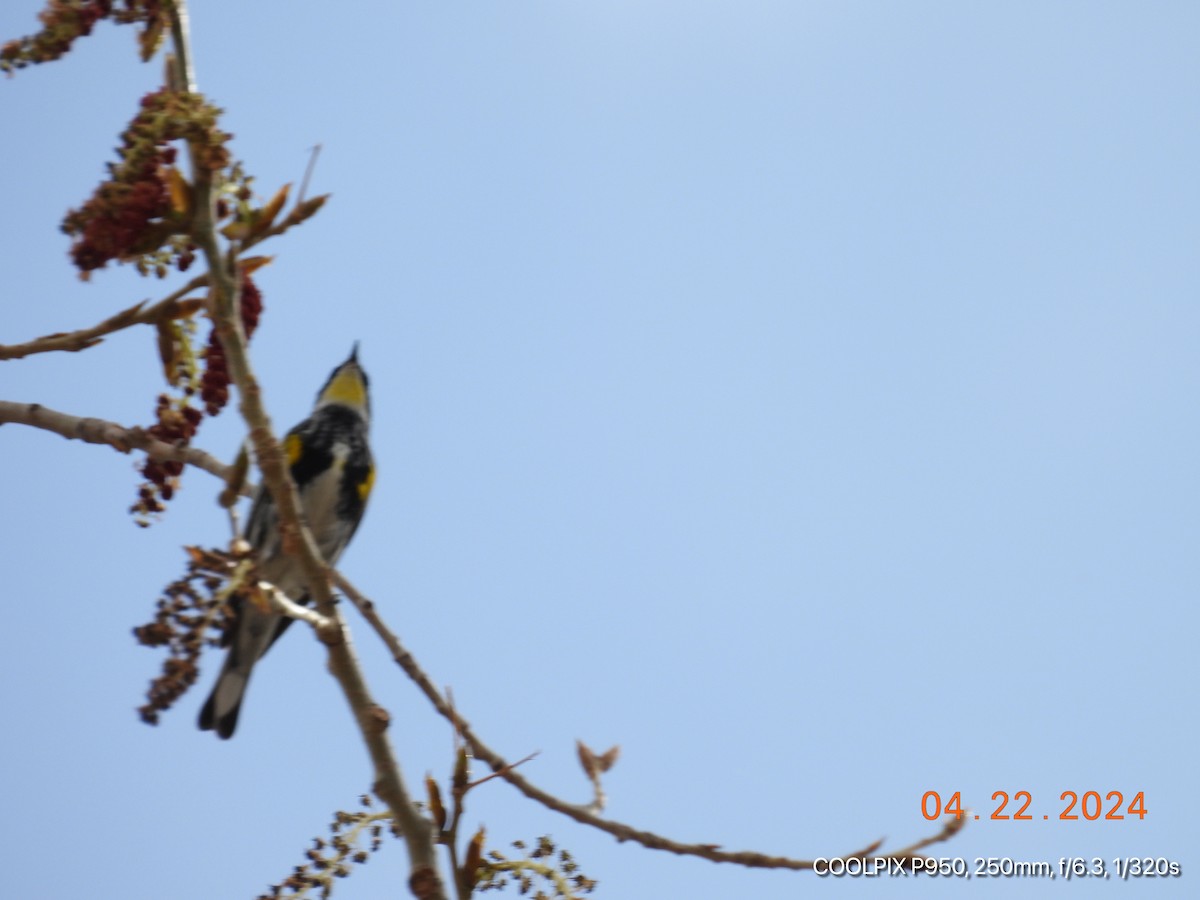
(284, 433), (304, 467)
(358, 466), (375, 501)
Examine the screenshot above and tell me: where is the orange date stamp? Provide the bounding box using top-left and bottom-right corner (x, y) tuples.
(921, 790), (1148, 822)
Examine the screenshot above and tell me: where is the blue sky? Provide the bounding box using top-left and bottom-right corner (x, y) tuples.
(2, 2), (1197, 898)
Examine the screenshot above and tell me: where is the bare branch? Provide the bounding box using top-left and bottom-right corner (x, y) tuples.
(260, 582), (335, 635)
(334, 571), (958, 871)
(167, 0), (196, 93)
(0, 399), (240, 489)
(0, 274), (208, 361)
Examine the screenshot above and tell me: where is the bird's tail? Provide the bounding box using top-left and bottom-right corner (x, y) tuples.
(198, 593), (295, 739)
(198, 652), (252, 739)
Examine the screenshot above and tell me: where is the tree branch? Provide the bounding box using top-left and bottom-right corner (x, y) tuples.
(333, 571), (960, 871)
(261, 582), (335, 635)
(165, 5), (446, 897)
(0, 398), (239, 487)
(0, 274), (208, 361)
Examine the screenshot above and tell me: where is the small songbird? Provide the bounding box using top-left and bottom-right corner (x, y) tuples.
(199, 346), (374, 738)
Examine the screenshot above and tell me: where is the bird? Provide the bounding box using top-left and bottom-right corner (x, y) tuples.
(199, 345), (374, 738)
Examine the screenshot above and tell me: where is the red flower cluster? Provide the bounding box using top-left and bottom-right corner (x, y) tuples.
(0, 0), (112, 71)
(134, 545), (240, 725)
(133, 394), (203, 519)
(2, 0), (169, 73)
(62, 88), (231, 276)
(133, 273), (263, 522)
(64, 147), (173, 273)
(200, 275), (263, 415)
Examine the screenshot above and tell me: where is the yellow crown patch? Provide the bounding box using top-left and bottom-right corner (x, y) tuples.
(321, 366), (367, 410)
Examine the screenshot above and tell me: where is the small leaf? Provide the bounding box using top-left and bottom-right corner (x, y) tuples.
(576, 741), (598, 780)
(167, 167), (191, 216)
(462, 827), (486, 888)
(290, 194), (329, 225)
(238, 255), (275, 276)
(250, 183), (291, 238)
(156, 319), (181, 384)
(426, 775), (446, 831)
(138, 16), (166, 63)
(596, 745), (620, 773)
(220, 220), (252, 241)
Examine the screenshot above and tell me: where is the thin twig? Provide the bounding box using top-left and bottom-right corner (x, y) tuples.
(0, 274), (208, 361)
(299, 144), (322, 205)
(261, 582), (335, 634)
(874, 814), (967, 861)
(0, 399), (242, 489)
(466, 752), (539, 790)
